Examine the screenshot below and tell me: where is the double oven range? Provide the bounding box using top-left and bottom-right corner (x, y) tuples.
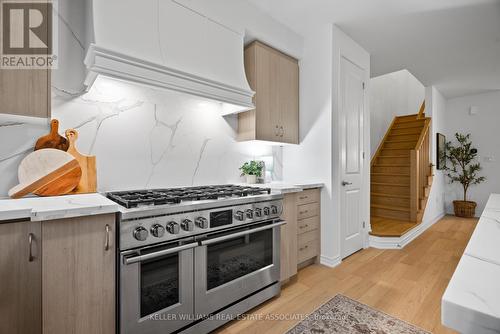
(107, 185), (284, 334)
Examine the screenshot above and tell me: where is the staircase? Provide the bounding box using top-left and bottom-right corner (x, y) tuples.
(370, 102), (434, 237)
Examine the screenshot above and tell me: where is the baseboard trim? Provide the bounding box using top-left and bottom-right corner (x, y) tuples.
(320, 255), (342, 268)
(369, 212), (445, 249)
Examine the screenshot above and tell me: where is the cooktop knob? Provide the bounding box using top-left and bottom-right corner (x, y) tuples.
(235, 210), (244, 221)
(181, 219), (195, 231)
(246, 209), (254, 219)
(150, 224), (165, 238)
(254, 208), (262, 217)
(271, 205), (278, 214)
(133, 226), (148, 241)
(195, 217), (208, 229)
(166, 222), (180, 234)
(263, 207), (270, 215)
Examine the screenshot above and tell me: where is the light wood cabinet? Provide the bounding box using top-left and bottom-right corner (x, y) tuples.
(0, 69), (51, 118)
(280, 188), (321, 282)
(238, 41), (299, 144)
(0, 220), (42, 334)
(42, 214), (115, 334)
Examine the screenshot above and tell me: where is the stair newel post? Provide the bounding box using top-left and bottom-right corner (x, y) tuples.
(410, 149), (419, 222)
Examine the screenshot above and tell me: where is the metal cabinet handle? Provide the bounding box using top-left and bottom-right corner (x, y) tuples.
(275, 125), (279, 136)
(299, 245), (309, 251)
(299, 210), (308, 215)
(341, 181), (352, 186)
(28, 233), (34, 262)
(299, 196), (308, 200)
(105, 224), (110, 251)
(279, 126), (284, 137)
(299, 224), (309, 229)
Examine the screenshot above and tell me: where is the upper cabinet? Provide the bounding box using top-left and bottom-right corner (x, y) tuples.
(0, 69), (50, 118)
(238, 41), (299, 144)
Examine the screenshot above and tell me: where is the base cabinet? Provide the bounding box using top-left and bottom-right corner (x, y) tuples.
(0, 221), (42, 334)
(0, 214), (115, 334)
(280, 188), (321, 282)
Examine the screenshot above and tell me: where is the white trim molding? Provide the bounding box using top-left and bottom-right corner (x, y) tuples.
(320, 255), (342, 268)
(369, 213), (445, 249)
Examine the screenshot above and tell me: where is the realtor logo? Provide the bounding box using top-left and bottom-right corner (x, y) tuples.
(0, 0), (57, 68)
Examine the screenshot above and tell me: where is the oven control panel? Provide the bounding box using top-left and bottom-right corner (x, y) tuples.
(120, 200), (283, 250)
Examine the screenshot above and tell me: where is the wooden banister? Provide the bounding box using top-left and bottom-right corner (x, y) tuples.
(417, 101), (426, 119)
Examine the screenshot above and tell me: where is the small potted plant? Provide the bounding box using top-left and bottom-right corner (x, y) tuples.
(239, 160), (263, 184)
(443, 133), (486, 217)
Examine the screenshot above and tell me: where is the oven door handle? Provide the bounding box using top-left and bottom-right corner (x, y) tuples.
(200, 221), (286, 246)
(124, 242), (198, 265)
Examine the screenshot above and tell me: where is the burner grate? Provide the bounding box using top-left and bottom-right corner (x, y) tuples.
(107, 185), (271, 208)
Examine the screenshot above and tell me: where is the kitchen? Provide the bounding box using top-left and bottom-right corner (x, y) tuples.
(3, 1), (497, 334)
(1, 1), (326, 333)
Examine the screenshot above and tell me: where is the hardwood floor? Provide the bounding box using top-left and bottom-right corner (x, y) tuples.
(215, 215), (478, 334)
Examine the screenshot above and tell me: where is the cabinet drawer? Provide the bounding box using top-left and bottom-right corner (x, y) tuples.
(297, 216), (320, 235)
(297, 202), (320, 220)
(296, 189), (320, 206)
(297, 232), (319, 264)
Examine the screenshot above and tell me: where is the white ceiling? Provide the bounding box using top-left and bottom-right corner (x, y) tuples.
(245, 0), (500, 98)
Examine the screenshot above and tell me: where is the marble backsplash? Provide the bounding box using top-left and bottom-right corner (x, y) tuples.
(0, 77), (282, 197)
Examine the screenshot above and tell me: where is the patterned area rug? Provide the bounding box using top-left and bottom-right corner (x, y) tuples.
(285, 294), (431, 334)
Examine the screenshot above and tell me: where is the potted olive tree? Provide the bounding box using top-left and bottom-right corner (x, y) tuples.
(239, 160), (263, 184)
(443, 133), (485, 217)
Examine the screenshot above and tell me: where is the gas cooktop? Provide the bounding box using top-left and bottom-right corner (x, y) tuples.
(107, 185), (272, 208)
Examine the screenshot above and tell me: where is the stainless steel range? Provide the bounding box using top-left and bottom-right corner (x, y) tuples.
(108, 185), (284, 334)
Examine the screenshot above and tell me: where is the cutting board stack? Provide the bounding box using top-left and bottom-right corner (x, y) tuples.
(8, 120), (97, 199)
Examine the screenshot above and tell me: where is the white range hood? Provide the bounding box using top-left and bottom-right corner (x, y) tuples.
(83, 0), (254, 114)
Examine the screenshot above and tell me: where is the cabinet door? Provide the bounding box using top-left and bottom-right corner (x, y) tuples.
(42, 214), (115, 334)
(0, 69), (50, 118)
(255, 43), (281, 141)
(280, 193), (297, 281)
(0, 221), (41, 334)
(278, 55), (299, 144)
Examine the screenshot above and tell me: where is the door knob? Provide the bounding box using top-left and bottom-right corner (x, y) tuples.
(341, 181), (352, 186)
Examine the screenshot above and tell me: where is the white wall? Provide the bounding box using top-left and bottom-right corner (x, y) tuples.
(283, 24), (334, 264)
(422, 86), (446, 223)
(443, 91), (500, 215)
(370, 70), (425, 156)
(283, 25), (370, 267)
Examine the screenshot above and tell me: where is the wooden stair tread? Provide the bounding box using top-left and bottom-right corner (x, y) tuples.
(371, 204), (410, 212)
(371, 173), (410, 176)
(377, 155), (410, 158)
(371, 192), (410, 199)
(373, 164), (410, 167)
(385, 139), (418, 143)
(371, 182), (407, 187)
(369, 217), (420, 237)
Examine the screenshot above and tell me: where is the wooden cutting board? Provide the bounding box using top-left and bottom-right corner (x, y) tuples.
(65, 129), (97, 194)
(34, 119), (69, 151)
(8, 149), (82, 199)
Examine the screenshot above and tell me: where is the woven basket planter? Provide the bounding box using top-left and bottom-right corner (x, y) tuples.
(453, 200), (477, 218)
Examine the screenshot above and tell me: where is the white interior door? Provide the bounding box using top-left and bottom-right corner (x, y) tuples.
(340, 56), (366, 258)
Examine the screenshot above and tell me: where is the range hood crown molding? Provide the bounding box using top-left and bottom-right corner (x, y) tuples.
(84, 0), (255, 114)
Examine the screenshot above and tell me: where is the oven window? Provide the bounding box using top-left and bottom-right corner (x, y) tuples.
(140, 254), (179, 317)
(206, 229), (273, 290)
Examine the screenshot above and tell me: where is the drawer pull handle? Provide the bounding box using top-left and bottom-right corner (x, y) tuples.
(299, 245), (309, 251)
(299, 224), (309, 229)
(300, 210), (308, 215)
(299, 196), (308, 200)
(28, 233), (34, 262)
(105, 224), (111, 251)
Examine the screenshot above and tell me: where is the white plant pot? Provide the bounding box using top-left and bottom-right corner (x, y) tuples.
(246, 175), (257, 184)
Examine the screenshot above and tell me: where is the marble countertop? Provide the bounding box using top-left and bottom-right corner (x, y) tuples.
(0, 193), (120, 222)
(442, 193), (500, 334)
(239, 182), (324, 194)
